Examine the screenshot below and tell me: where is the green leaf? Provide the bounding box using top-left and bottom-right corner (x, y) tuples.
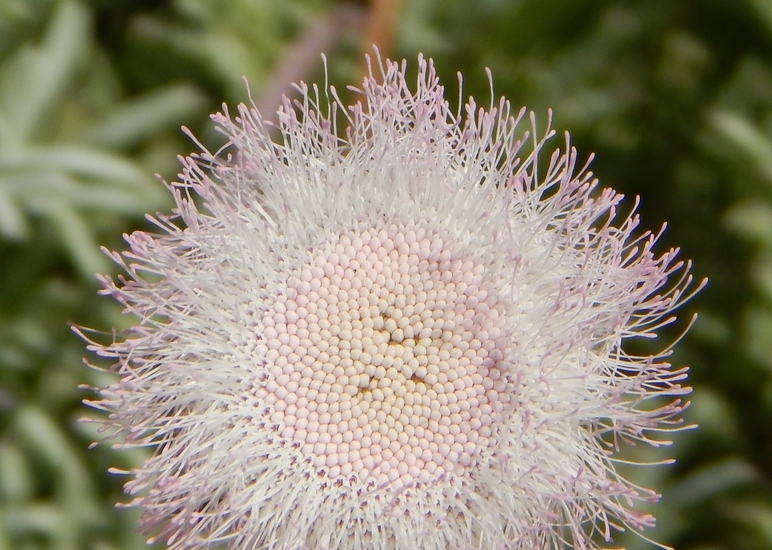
(89, 84), (208, 149)
(0, 441), (33, 501)
(725, 200), (772, 248)
(0, 146), (150, 186)
(0, 180), (28, 239)
(749, 0), (772, 38)
(709, 110), (772, 185)
(669, 458), (761, 507)
(37, 201), (108, 280)
(0, 1), (90, 144)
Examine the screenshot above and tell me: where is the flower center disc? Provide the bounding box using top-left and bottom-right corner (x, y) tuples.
(260, 225), (509, 488)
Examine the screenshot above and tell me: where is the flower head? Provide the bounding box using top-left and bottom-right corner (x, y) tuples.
(84, 54), (703, 549)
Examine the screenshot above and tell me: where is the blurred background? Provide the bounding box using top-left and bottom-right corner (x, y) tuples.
(0, 0), (771, 548)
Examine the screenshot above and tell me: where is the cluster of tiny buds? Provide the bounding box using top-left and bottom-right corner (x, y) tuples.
(256, 225), (511, 489)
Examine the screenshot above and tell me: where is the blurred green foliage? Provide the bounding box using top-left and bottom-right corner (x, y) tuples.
(1, 0), (771, 548)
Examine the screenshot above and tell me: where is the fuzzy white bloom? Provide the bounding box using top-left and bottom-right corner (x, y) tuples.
(83, 55), (703, 549)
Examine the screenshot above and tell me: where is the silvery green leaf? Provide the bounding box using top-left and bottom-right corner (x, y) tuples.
(668, 458), (761, 507)
(54, 186), (163, 213)
(0, 146), (149, 187)
(0, 1), (89, 144)
(710, 110), (772, 185)
(683, 386), (741, 445)
(723, 499), (772, 547)
(0, 440), (32, 501)
(742, 305), (772, 371)
(3, 502), (62, 538)
(749, 0), (772, 38)
(0, 181), (27, 239)
(13, 406), (74, 471)
(725, 200), (772, 247)
(36, 201), (107, 279)
(89, 84), (208, 149)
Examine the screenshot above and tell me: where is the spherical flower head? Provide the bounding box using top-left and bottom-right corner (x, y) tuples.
(83, 54), (704, 549)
